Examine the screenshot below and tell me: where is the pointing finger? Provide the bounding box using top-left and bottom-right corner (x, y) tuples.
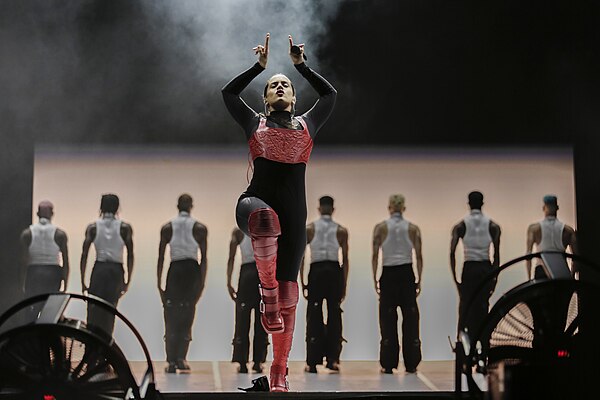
(288, 35), (293, 48)
(265, 33), (270, 53)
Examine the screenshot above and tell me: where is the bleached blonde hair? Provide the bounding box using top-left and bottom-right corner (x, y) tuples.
(389, 194), (405, 212)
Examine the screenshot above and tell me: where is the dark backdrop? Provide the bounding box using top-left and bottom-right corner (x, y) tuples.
(0, 0), (598, 315)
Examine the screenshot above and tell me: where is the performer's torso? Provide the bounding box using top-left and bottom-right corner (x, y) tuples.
(29, 219), (60, 265)
(382, 213), (414, 266)
(170, 212), (199, 262)
(94, 214), (124, 263)
(248, 117), (313, 164)
(462, 210), (492, 262)
(310, 215), (340, 263)
(245, 117), (311, 215)
(240, 233), (255, 265)
(538, 216), (565, 252)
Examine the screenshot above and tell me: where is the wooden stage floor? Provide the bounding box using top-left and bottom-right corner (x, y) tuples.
(131, 360), (455, 394)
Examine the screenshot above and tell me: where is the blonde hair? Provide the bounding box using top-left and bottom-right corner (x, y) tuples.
(389, 194), (405, 212)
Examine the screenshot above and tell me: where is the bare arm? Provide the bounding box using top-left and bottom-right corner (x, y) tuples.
(121, 223), (134, 293)
(526, 223), (539, 279)
(410, 224), (423, 297)
(55, 229), (69, 290)
(19, 229), (31, 293)
(564, 226), (578, 274)
(194, 222), (208, 301)
(372, 222), (386, 295)
(300, 223), (315, 299)
(450, 222), (464, 290)
(490, 221), (501, 268)
(338, 226), (349, 302)
(227, 228), (244, 301)
(80, 224), (96, 294)
(157, 223), (172, 300)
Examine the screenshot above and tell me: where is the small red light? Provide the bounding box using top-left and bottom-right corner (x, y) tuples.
(557, 350), (570, 358)
(44, 395), (56, 400)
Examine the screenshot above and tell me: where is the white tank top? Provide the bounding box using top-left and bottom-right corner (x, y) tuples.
(170, 212), (199, 262)
(310, 215), (340, 263)
(240, 233), (255, 265)
(29, 218), (60, 265)
(94, 214), (124, 263)
(538, 216), (565, 252)
(381, 213), (414, 266)
(463, 210), (492, 262)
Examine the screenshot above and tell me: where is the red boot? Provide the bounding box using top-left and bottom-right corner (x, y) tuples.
(270, 365), (289, 392)
(248, 208), (284, 334)
(270, 281), (299, 392)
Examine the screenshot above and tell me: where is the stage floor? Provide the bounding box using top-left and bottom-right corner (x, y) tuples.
(131, 360), (455, 393)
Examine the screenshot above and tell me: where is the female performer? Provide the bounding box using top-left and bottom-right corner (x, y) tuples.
(222, 33), (336, 391)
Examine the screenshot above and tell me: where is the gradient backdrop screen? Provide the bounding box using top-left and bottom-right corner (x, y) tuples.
(33, 146), (575, 362)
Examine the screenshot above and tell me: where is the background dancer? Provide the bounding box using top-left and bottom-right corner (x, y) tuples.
(372, 194), (423, 374)
(227, 227), (268, 374)
(301, 195), (349, 373)
(20, 201), (69, 318)
(81, 194), (133, 337)
(526, 195), (577, 279)
(450, 191), (501, 334)
(157, 194), (207, 374)
(222, 33), (336, 391)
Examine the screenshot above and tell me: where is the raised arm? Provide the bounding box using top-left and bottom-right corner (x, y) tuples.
(289, 36), (337, 137)
(221, 34), (269, 138)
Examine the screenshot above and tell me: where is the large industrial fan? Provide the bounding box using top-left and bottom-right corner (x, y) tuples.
(0, 293), (159, 400)
(455, 252), (600, 399)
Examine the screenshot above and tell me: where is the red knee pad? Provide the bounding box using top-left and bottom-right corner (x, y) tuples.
(248, 208), (281, 238)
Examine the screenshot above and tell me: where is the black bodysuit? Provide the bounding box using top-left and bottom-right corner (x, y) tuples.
(222, 62), (336, 281)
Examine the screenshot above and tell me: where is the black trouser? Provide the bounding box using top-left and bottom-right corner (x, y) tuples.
(232, 262), (268, 365)
(24, 264), (63, 321)
(306, 261), (344, 366)
(458, 260), (495, 334)
(87, 261), (125, 337)
(379, 264), (421, 371)
(163, 259), (203, 363)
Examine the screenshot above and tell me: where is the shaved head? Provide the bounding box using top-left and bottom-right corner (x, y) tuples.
(37, 200), (54, 219)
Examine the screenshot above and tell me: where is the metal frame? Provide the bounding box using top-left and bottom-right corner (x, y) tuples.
(0, 292), (157, 399)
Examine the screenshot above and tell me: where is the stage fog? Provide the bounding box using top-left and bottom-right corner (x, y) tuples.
(32, 146), (575, 362)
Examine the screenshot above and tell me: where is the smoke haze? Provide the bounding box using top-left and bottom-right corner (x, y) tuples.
(0, 0), (342, 145)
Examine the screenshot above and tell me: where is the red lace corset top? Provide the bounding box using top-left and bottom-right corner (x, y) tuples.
(248, 117), (313, 164)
